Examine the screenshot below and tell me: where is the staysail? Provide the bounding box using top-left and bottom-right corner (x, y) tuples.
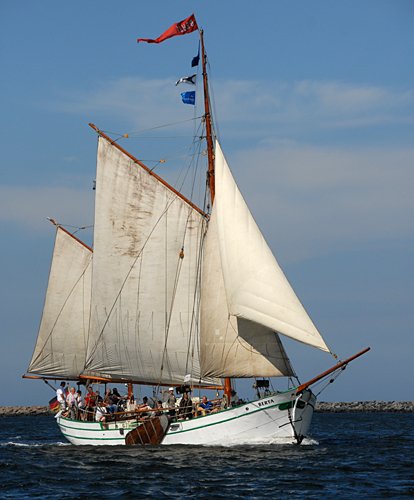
(201, 205), (294, 378)
(210, 141), (330, 353)
(84, 137), (217, 386)
(27, 226), (92, 378)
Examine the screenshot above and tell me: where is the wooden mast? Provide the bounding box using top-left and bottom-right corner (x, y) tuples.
(200, 29), (215, 203)
(200, 28), (232, 406)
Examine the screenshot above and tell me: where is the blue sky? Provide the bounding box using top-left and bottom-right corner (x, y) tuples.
(1, 1), (413, 405)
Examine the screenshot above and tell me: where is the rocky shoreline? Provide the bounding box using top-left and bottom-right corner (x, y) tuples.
(315, 401), (414, 413)
(0, 406), (50, 417)
(0, 401), (413, 417)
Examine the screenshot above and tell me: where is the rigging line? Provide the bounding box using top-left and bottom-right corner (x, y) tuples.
(158, 205), (203, 383)
(55, 223), (93, 233)
(183, 128), (210, 378)
(118, 294), (133, 380)
(128, 172), (204, 386)
(183, 216), (207, 377)
(160, 210), (170, 381)
(81, 267), (89, 354)
(174, 119), (207, 216)
(184, 228), (202, 378)
(314, 368), (345, 397)
(86, 174), (205, 364)
(158, 253), (183, 380)
(121, 136), (194, 139)
(148, 137), (202, 174)
(206, 59), (220, 143)
(30, 254), (93, 368)
(219, 318), (242, 370)
(133, 254), (144, 378)
(102, 116), (203, 139)
(188, 128), (205, 204)
(169, 124), (205, 192)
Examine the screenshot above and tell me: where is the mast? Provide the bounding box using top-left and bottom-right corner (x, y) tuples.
(200, 28), (232, 405)
(200, 29), (215, 203)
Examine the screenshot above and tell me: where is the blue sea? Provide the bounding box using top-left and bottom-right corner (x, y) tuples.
(0, 413), (413, 498)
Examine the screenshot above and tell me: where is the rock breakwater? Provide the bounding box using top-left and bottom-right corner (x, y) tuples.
(316, 401), (414, 413)
(0, 406), (49, 417)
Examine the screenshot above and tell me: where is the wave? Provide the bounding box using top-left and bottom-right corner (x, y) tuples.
(1, 441), (70, 447)
(196, 435), (319, 447)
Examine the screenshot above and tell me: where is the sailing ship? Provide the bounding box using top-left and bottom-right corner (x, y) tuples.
(24, 17), (369, 446)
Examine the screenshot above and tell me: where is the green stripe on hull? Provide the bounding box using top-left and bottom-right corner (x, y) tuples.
(58, 420), (137, 433)
(166, 399), (293, 436)
(61, 431), (126, 442)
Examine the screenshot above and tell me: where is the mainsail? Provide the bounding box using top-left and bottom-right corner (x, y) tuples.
(84, 137), (217, 386)
(28, 226), (92, 378)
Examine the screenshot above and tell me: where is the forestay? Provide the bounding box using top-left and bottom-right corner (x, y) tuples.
(28, 227), (92, 378)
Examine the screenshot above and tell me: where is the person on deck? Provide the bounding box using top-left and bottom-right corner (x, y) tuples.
(95, 390), (103, 403)
(95, 403), (107, 424)
(196, 396), (213, 416)
(111, 388), (123, 411)
(84, 386), (97, 419)
(55, 381), (67, 419)
(137, 396), (152, 417)
(104, 389), (117, 414)
(178, 392), (193, 420)
(76, 389), (85, 419)
(155, 400), (164, 416)
(166, 387), (176, 417)
(66, 387), (77, 419)
(230, 389), (240, 407)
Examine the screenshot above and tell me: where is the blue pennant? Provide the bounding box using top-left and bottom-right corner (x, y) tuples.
(181, 91), (196, 105)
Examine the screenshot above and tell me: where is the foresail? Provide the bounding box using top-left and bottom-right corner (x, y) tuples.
(28, 227), (92, 378)
(200, 208), (295, 378)
(84, 137), (218, 386)
(212, 141), (330, 352)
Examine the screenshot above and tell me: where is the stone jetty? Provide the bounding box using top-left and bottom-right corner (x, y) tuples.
(0, 401), (413, 417)
(315, 401), (414, 413)
(0, 406), (49, 417)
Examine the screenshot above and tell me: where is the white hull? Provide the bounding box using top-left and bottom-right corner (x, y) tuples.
(163, 390), (315, 445)
(57, 415), (140, 446)
(57, 390), (316, 446)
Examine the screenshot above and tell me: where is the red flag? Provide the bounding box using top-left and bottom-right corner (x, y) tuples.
(137, 14), (198, 44)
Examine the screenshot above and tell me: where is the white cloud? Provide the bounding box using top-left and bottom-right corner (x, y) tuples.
(231, 144), (414, 262)
(54, 77), (193, 132)
(210, 79), (414, 132)
(51, 77), (414, 135)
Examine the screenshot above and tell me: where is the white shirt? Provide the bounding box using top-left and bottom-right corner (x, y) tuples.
(56, 387), (65, 403)
(67, 392), (76, 407)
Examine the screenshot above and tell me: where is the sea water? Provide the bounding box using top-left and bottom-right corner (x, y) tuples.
(0, 413), (413, 498)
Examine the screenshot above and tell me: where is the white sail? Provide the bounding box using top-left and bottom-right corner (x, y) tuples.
(28, 227), (92, 378)
(213, 141), (330, 352)
(85, 137), (217, 386)
(201, 207), (294, 378)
